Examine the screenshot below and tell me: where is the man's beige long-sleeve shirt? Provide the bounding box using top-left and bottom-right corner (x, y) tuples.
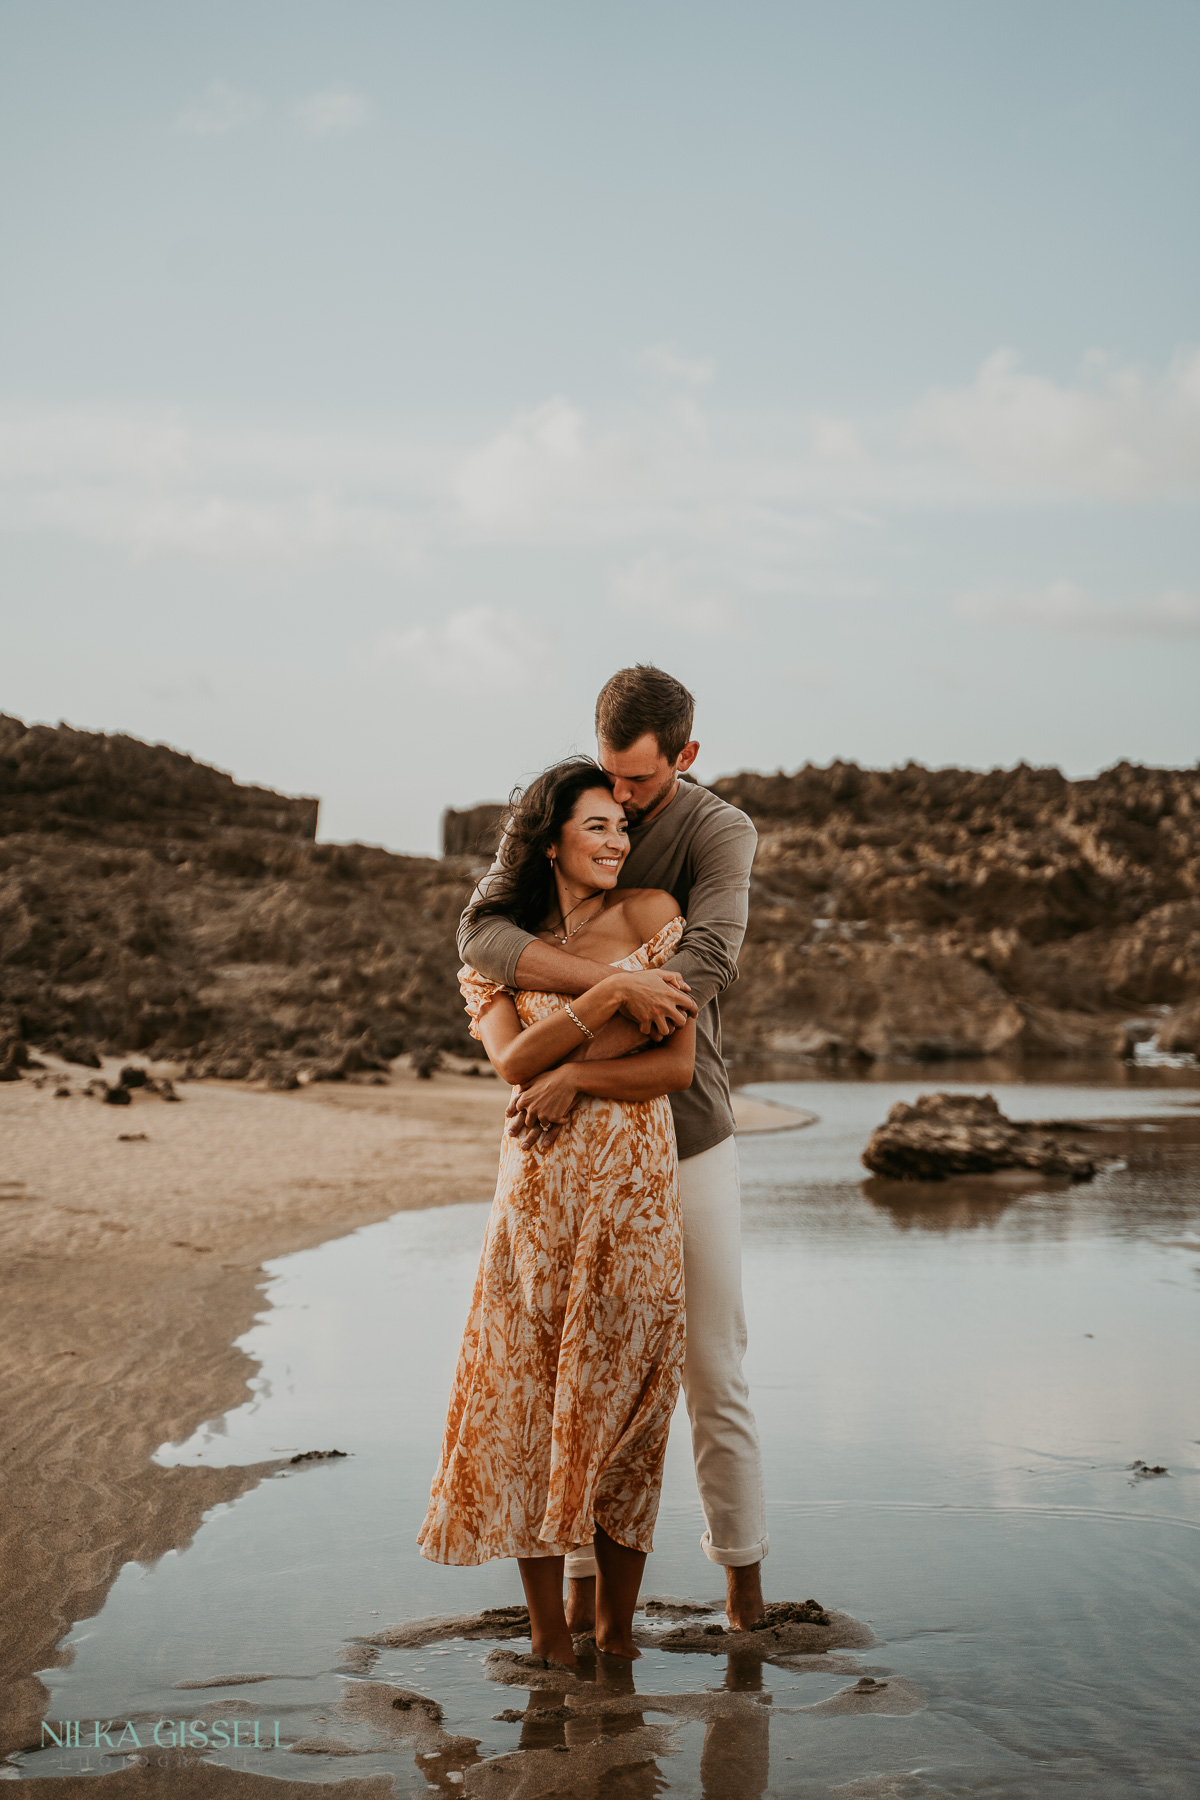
(456, 781), (757, 1161)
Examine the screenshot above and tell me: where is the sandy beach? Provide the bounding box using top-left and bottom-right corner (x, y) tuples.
(0, 1055), (808, 1768)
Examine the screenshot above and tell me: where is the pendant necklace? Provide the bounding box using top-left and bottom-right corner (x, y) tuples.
(547, 889), (604, 945)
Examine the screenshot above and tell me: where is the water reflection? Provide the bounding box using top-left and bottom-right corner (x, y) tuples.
(701, 1655), (770, 1800)
(861, 1171), (1041, 1230)
(499, 1649), (770, 1800)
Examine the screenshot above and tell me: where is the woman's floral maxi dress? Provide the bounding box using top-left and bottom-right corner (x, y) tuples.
(418, 917), (686, 1564)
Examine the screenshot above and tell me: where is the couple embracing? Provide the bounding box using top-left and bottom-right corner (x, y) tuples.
(418, 664), (768, 1667)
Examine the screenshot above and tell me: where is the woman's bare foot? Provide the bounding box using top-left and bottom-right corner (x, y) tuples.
(517, 1555), (580, 1669)
(565, 1575), (596, 1633)
(725, 1561), (765, 1632)
(528, 1631), (579, 1669)
(593, 1525), (645, 1660)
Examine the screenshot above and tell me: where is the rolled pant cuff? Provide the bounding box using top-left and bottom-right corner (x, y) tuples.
(564, 1550), (597, 1580)
(700, 1530), (769, 1568)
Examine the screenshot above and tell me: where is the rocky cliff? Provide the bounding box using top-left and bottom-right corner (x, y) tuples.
(0, 717), (475, 1081)
(442, 802), (508, 859)
(712, 760), (1200, 1062)
(0, 713), (319, 840)
(2, 720), (1197, 1076)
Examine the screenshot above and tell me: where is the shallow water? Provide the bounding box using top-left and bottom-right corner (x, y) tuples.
(23, 1078), (1200, 1797)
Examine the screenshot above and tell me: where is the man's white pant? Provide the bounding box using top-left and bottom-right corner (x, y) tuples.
(564, 1135), (768, 1579)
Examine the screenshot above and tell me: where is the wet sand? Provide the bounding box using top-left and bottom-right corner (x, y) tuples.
(0, 1056), (808, 1767)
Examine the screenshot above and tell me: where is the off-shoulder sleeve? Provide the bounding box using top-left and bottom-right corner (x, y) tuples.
(642, 916), (685, 968)
(458, 964), (511, 1040)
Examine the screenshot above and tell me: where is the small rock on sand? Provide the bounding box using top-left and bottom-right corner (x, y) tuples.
(749, 1597), (830, 1630)
(804, 1674), (926, 1716)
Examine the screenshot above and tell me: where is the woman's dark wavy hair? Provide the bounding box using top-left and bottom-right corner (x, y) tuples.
(465, 757), (616, 935)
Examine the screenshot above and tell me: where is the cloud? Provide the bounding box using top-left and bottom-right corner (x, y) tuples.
(956, 580), (1200, 637)
(635, 345), (716, 442)
(637, 345), (716, 389)
(4, 345), (1199, 595)
(0, 407), (434, 567)
(910, 348), (1200, 501)
(455, 397), (606, 532)
(810, 416), (866, 463)
(293, 89), (373, 136)
(175, 81), (263, 136)
(611, 553), (738, 635)
(371, 608), (556, 690)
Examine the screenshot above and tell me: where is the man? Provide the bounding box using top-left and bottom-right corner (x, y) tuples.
(456, 663), (768, 1630)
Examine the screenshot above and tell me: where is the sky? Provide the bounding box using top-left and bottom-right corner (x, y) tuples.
(2, 0), (1198, 853)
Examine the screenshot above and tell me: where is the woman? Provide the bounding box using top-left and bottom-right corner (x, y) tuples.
(418, 758), (695, 1669)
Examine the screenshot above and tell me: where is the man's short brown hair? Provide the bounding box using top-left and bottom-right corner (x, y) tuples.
(595, 665), (696, 763)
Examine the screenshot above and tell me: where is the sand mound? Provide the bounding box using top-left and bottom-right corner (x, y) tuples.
(656, 1605), (875, 1659)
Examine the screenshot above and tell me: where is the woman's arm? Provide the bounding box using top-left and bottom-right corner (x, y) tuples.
(474, 971), (648, 1086)
(510, 1020), (696, 1133)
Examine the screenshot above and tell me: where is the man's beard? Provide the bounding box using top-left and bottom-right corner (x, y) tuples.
(622, 771), (677, 827)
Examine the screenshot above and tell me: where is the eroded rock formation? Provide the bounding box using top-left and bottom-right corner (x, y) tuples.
(442, 802), (508, 858)
(2, 721), (1198, 1076)
(713, 759), (1200, 1064)
(862, 1092), (1097, 1181)
(0, 716), (477, 1080)
(0, 713), (318, 840)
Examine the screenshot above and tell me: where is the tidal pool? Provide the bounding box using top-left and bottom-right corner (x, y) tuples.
(23, 1077), (1200, 1797)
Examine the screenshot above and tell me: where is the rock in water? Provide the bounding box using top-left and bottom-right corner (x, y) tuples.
(863, 1092), (1097, 1181)
(1158, 998), (1200, 1056)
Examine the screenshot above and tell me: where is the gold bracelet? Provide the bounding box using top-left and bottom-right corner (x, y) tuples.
(563, 1003), (594, 1042)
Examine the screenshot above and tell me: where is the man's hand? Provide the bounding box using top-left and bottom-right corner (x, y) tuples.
(506, 1066), (580, 1153)
(618, 969), (698, 1041)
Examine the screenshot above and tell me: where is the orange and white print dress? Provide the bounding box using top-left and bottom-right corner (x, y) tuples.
(418, 916), (686, 1565)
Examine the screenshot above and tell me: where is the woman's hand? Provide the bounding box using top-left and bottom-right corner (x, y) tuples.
(507, 1065), (580, 1151)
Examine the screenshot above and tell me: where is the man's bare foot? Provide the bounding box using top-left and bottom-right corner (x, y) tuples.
(595, 1634), (641, 1660)
(565, 1576), (596, 1633)
(725, 1561), (765, 1632)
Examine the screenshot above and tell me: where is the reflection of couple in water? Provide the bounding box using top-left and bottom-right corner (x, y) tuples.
(419, 664), (768, 1672)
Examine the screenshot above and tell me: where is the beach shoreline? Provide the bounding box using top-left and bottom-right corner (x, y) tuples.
(0, 1057), (810, 1764)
